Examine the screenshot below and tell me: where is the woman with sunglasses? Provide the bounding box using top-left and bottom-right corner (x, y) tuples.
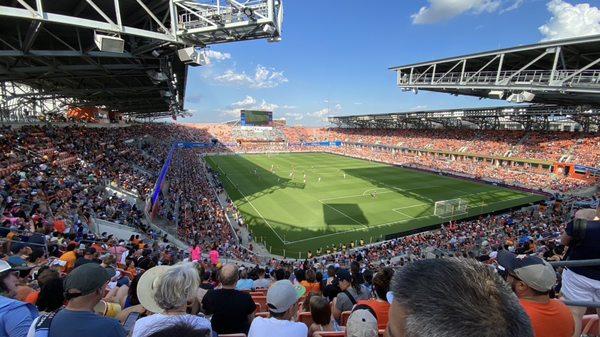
(0, 260), (38, 337)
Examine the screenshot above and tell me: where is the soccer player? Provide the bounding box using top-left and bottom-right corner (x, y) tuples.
(318, 177), (321, 182)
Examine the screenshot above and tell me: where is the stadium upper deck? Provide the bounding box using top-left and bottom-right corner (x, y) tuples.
(390, 35), (600, 106)
(0, 0), (283, 121)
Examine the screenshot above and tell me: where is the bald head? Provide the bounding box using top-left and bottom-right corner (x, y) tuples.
(219, 264), (239, 287)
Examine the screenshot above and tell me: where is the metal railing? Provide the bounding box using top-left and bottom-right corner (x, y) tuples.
(400, 69), (600, 87)
(0, 238), (48, 257)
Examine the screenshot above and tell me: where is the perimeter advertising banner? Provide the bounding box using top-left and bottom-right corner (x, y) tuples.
(240, 110), (273, 126)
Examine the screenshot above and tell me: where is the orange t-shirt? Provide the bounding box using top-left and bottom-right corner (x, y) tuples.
(6, 232), (16, 241)
(357, 299), (390, 329)
(520, 299), (574, 337)
(59, 250), (77, 272)
(53, 220), (66, 233)
(15, 286), (34, 303)
(91, 243), (105, 254)
(300, 281), (320, 294)
(24, 290), (39, 305)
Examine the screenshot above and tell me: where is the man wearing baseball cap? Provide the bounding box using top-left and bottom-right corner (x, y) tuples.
(247, 280), (307, 337)
(43, 263), (125, 337)
(498, 250), (574, 337)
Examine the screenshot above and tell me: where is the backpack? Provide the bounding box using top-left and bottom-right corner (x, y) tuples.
(33, 309), (62, 337)
(565, 218), (588, 261)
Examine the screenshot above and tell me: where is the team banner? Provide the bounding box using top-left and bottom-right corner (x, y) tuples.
(152, 142), (216, 207)
(300, 141), (342, 147)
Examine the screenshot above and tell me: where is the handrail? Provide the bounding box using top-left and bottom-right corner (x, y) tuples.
(549, 259), (600, 267)
(0, 237), (48, 257)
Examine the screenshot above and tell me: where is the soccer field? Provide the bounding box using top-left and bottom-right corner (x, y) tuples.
(205, 152), (545, 258)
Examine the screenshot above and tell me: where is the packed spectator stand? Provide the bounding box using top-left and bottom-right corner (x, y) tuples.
(0, 121), (598, 337)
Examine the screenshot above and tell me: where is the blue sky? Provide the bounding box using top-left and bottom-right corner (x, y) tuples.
(181, 0), (600, 126)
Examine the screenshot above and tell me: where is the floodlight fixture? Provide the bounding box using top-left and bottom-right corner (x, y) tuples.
(263, 24), (276, 35)
(243, 7), (254, 18)
(94, 31), (124, 53)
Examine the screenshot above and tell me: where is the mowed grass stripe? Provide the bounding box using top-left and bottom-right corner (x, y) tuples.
(205, 152), (545, 258)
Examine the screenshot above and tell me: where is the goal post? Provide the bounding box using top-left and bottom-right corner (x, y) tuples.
(434, 198), (468, 218)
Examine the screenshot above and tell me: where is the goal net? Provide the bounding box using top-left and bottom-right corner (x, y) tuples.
(434, 198), (468, 218)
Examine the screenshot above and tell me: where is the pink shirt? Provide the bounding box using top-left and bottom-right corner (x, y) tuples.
(109, 245), (128, 262)
(190, 246), (202, 262)
(209, 249), (219, 265)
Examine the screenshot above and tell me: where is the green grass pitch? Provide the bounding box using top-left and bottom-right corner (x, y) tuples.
(205, 152), (545, 258)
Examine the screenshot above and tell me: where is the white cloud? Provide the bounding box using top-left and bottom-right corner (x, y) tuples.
(539, 0), (600, 41)
(285, 112), (304, 121)
(203, 50), (231, 62)
(500, 0), (523, 13)
(310, 108), (333, 118)
(220, 95), (279, 117)
(308, 103), (343, 119)
(214, 65), (288, 88)
(231, 95), (256, 107)
(412, 0), (501, 24)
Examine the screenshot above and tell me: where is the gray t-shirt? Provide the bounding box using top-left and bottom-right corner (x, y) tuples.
(335, 285), (370, 312)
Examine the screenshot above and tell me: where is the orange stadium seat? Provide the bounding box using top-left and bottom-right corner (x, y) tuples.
(298, 311), (313, 328)
(340, 311), (352, 326)
(252, 296), (267, 312)
(313, 332), (345, 337)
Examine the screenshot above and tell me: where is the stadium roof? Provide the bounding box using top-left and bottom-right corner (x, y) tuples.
(390, 35), (600, 106)
(0, 0), (283, 120)
(327, 105), (600, 132)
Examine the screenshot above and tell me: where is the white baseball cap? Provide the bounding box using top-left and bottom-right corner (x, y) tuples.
(346, 309), (378, 337)
(266, 280), (305, 313)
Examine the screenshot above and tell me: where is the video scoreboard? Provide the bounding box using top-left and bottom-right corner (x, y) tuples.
(240, 110), (273, 127)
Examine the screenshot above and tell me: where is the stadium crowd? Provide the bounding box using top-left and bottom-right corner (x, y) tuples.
(321, 128), (600, 168)
(0, 122), (598, 337)
(324, 145), (592, 192)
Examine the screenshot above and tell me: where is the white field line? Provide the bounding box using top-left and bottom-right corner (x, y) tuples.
(286, 213), (435, 244)
(216, 165), (286, 244)
(319, 186), (442, 203)
(286, 195), (532, 245)
(319, 202), (368, 229)
(392, 209), (413, 218)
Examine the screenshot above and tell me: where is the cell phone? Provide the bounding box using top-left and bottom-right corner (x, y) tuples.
(122, 312), (141, 336)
